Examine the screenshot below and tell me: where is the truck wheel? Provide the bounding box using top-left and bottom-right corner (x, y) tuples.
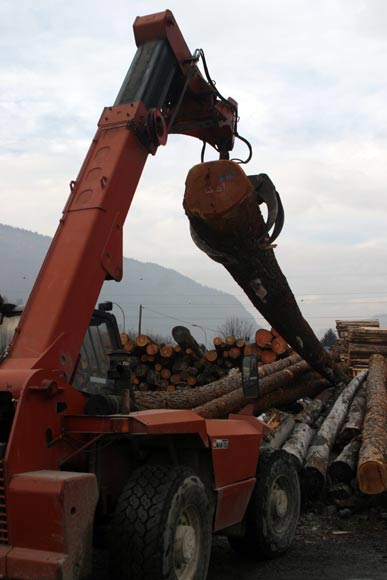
(110, 464), (212, 580)
(229, 448), (300, 559)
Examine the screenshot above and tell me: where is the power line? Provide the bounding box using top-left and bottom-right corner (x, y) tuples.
(143, 306), (220, 333)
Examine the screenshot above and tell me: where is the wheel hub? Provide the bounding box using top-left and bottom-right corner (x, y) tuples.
(272, 486), (288, 518)
(175, 524), (196, 566)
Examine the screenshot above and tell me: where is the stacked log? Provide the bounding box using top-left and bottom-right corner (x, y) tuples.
(192, 358), (311, 419)
(357, 354), (387, 494)
(124, 334), (387, 502)
(120, 331), (223, 391)
(136, 354), (303, 412)
(119, 324), (293, 392)
(301, 370), (367, 495)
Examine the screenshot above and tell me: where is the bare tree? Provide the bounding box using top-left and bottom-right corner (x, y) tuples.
(217, 317), (255, 341)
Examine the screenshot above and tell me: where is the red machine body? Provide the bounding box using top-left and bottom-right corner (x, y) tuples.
(0, 11), (266, 579)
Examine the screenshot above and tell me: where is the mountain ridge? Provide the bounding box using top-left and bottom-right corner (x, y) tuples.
(0, 223), (257, 345)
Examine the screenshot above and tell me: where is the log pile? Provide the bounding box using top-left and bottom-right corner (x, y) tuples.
(357, 354), (387, 494)
(276, 353), (387, 502)
(124, 327), (387, 502)
(119, 325), (293, 392)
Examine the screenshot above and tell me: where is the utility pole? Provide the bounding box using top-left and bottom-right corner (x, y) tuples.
(138, 304), (143, 335)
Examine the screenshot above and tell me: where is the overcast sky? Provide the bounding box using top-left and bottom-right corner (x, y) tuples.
(1, 0), (387, 334)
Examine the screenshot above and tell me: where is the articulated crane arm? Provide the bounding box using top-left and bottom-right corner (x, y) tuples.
(1, 10), (238, 386)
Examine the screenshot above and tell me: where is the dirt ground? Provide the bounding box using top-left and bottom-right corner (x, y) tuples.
(207, 506), (387, 580)
(94, 502), (387, 579)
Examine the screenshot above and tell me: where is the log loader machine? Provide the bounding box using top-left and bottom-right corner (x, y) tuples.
(0, 10), (300, 580)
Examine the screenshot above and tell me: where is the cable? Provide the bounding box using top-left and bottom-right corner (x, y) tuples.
(143, 306), (220, 333)
(194, 48), (252, 164)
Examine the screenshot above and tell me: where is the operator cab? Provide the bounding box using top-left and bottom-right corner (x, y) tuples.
(0, 297), (122, 395)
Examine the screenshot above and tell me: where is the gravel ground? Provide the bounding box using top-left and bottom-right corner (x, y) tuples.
(207, 507), (387, 580)
(93, 503), (387, 579)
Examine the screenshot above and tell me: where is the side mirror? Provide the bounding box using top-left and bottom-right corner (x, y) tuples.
(98, 301), (113, 312)
(241, 355), (259, 401)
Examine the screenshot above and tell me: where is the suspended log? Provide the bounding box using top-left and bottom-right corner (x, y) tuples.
(337, 383), (366, 447)
(184, 160), (345, 385)
(328, 438), (361, 483)
(357, 354), (387, 494)
(303, 369), (367, 496)
(282, 423), (315, 470)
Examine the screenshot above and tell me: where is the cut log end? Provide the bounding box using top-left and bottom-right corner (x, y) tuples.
(357, 461), (387, 495)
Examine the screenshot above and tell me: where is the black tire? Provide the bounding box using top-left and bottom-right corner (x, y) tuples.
(109, 464), (212, 580)
(229, 447), (300, 559)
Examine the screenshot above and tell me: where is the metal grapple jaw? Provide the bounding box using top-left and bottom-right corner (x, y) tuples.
(248, 173), (285, 247)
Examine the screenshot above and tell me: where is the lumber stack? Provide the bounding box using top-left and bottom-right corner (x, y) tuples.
(347, 326), (387, 371)
(335, 319), (379, 367)
(119, 325), (293, 392)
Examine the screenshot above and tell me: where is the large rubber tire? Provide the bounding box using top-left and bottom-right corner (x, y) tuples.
(229, 448), (300, 559)
(109, 464), (212, 580)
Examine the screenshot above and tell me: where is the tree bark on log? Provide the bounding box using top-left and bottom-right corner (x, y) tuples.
(193, 360), (310, 419)
(328, 438), (361, 483)
(183, 160), (345, 385)
(136, 368), (241, 410)
(357, 354), (387, 494)
(136, 354), (303, 410)
(282, 423), (315, 470)
(302, 369), (367, 496)
(252, 376), (328, 416)
(264, 414), (295, 449)
(337, 384), (367, 447)
(294, 391), (327, 426)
